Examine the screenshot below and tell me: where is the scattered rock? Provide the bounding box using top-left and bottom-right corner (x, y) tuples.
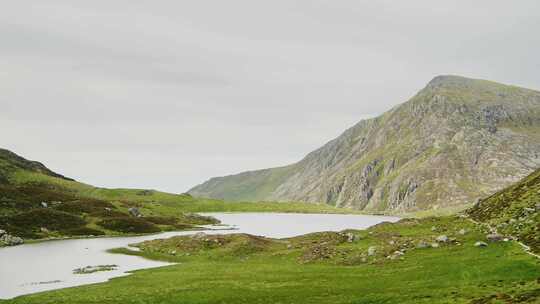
(388, 240), (395, 245)
(436, 235), (449, 243)
(73, 265), (118, 274)
(41, 202), (48, 208)
(128, 207), (142, 217)
(486, 233), (504, 242)
(475, 241), (488, 247)
(387, 251), (404, 260)
(0, 229), (5, 237)
(40, 227), (49, 233)
(509, 218), (517, 224)
(430, 243), (439, 248)
(431, 226), (437, 232)
(344, 232), (357, 243)
(367, 246), (377, 256)
(287, 244), (293, 249)
(524, 207), (535, 213)
(458, 229), (467, 235)
(416, 241), (430, 249)
(1, 234), (24, 246)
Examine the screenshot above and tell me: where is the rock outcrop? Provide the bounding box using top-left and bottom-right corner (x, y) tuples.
(190, 76), (540, 213)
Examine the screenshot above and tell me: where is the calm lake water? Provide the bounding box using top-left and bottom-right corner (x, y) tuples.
(0, 213), (399, 299)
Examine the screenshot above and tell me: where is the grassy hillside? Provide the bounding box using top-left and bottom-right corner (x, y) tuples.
(6, 215), (539, 304)
(468, 167), (540, 253)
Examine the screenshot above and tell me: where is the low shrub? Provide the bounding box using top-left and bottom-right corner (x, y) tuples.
(97, 217), (160, 233)
(62, 227), (105, 236)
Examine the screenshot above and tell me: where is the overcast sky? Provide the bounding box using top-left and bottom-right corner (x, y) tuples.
(1, 1), (539, 193)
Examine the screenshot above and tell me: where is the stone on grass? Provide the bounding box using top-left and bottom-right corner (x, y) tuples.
(367, 246), (377, 256)
(475, 241), (488, 247)
(416, 241), (430, 249)
(128, 207), (141, 217)
(436, 235), (449, 243)
(344, 232), (357, 243)
(0, 234), (24, 246)
(458, 229), (467, 235)
(486, 233), (503, 242)
(430, 243), (439, 248)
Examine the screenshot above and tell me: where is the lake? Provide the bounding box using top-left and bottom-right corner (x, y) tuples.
(0, 213), (399, 299)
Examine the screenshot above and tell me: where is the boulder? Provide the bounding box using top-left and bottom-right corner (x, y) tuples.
(128, 207), (141, 217)
(0, 229), (5, 237)
(475, 241), (488, 247)
(1, 234), (24, 246)
(416, 241), (430, 249)
(344, 232), (357, 243)
(486, 233), (504, 242)
(367, 246), (377, 256)
(436, 235), (449, 243)
(41, 202), (48, 208)
(458, 229), (467, 235)
(430, 243), (440, 248)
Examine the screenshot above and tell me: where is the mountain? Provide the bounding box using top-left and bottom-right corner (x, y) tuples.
(468, 167), (539, 253)
(189, 75), (540, 213)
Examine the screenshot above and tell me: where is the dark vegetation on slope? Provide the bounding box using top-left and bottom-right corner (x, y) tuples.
(0, 151), (218, 242)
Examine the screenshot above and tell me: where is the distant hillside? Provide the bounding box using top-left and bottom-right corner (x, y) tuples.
(0, 148), (73, 183)
(468, 167), (540, 253)
(0, 149), (220, 242)
(190, 75), (540, 213)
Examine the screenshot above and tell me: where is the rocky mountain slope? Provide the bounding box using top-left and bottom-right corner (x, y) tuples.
(189, 75), (540, 213)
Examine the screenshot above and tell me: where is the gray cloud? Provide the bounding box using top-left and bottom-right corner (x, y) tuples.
(1, 0), (539, 192)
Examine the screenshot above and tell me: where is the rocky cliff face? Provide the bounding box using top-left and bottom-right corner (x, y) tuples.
(189, 76), (540, 213)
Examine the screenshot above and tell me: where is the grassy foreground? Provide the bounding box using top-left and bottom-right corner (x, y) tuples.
(5, 215), (539, 304)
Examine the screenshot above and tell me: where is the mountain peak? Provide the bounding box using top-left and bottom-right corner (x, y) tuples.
(426, 75), (485, 89)
(189, 76), (540, 213)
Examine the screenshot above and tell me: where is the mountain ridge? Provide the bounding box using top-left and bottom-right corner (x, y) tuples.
(189, 75), (540, 213)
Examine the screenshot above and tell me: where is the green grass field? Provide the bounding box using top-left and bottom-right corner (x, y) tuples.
(5, 215), (539, 304)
